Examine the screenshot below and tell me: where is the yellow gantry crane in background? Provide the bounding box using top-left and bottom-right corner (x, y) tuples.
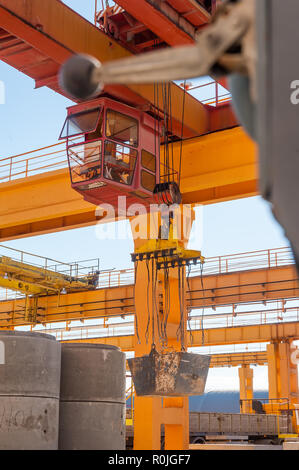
(0, 245), (99, 324)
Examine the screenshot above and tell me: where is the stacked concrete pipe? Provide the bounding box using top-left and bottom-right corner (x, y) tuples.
(59, 343), (126, 450)
(0, 331), (61, 450)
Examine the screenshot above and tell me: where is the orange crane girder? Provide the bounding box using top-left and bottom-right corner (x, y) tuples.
(0, 0), (230, 138)
(0, 127), (256, 240)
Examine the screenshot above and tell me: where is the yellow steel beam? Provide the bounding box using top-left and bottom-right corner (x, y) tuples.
(0, 255), (98, 296)
(0, 264), (297, 328)
(0, 277), (43, 296)
(0, 0), (208, 138)
(173, 127), (257, 205)
(0, 128), (256, 240)
(64, 320), (299, 350)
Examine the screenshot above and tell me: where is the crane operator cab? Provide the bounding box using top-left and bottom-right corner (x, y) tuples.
(59, 97), (160, 210)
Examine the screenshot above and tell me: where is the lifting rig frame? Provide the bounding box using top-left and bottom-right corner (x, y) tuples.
(130, 209), (202, 450)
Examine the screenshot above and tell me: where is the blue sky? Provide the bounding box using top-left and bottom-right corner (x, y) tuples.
(0, 1), (291, 390)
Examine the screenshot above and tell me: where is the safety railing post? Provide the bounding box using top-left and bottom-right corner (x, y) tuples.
(9, 157), (12, 181)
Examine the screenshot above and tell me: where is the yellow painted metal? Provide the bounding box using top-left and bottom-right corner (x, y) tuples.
(0, 245), (99, 324)
(0, 128), (256, 240)
(0, 256), (96, 296)
(168, 127), (257, 205)
(0, 170), (95, 241)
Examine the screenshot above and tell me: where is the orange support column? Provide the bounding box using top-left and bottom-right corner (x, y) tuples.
(161, 263), (189, 450)
(133, 246), (163, 450)
(267, 341), (299, 405)
(238, 365), (253, 413)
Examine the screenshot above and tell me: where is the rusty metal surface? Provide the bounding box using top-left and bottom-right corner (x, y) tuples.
(128, 350), (210, 396)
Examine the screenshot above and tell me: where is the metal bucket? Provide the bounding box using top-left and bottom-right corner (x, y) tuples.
(128, 349), (211, 397)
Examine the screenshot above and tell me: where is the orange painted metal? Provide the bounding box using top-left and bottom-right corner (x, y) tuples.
(66, 320), (299, 350)
(0, 251), (297, 328)
(0, 127), (256, 240)
(239, 365), (253, 413)
(166, 0), (213, 26)
(267, 342), (299, 407)
(266, 341), (299, 432)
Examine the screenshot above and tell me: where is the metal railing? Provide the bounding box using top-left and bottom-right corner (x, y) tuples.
(97, 247), (294, 288)
(180, 79), (232, 108)
(0, 244), (99, 281)
(194, 246), (294, 276)
(0, 142), (68, 183)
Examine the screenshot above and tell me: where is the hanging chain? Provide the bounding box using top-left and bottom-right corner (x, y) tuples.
(145, 259), (151, 344)
(186, 263), (194, 346)
(178, 80), (186, 188)
(176, 264), (186, 351)
(151, 258), (156, 350)
(133, 261), (141, 344)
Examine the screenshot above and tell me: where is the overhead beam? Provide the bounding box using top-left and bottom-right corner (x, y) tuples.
(115, 0), (198, 45)
(0, 127), (256, 240)
(189, 265), (299, 308)
(61, 320), (299, 350)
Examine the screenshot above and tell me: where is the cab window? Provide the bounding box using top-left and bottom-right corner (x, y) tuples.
(106, 110), (138, 147)
(141, 170), (156, 192)
(60, 108), (101, 139)
(141, 150), (156, 172)
(104, 140), (137, 185)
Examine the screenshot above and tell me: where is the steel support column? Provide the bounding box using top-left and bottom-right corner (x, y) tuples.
(267, 341), (299, 406)
(238, 364), (253, 413)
